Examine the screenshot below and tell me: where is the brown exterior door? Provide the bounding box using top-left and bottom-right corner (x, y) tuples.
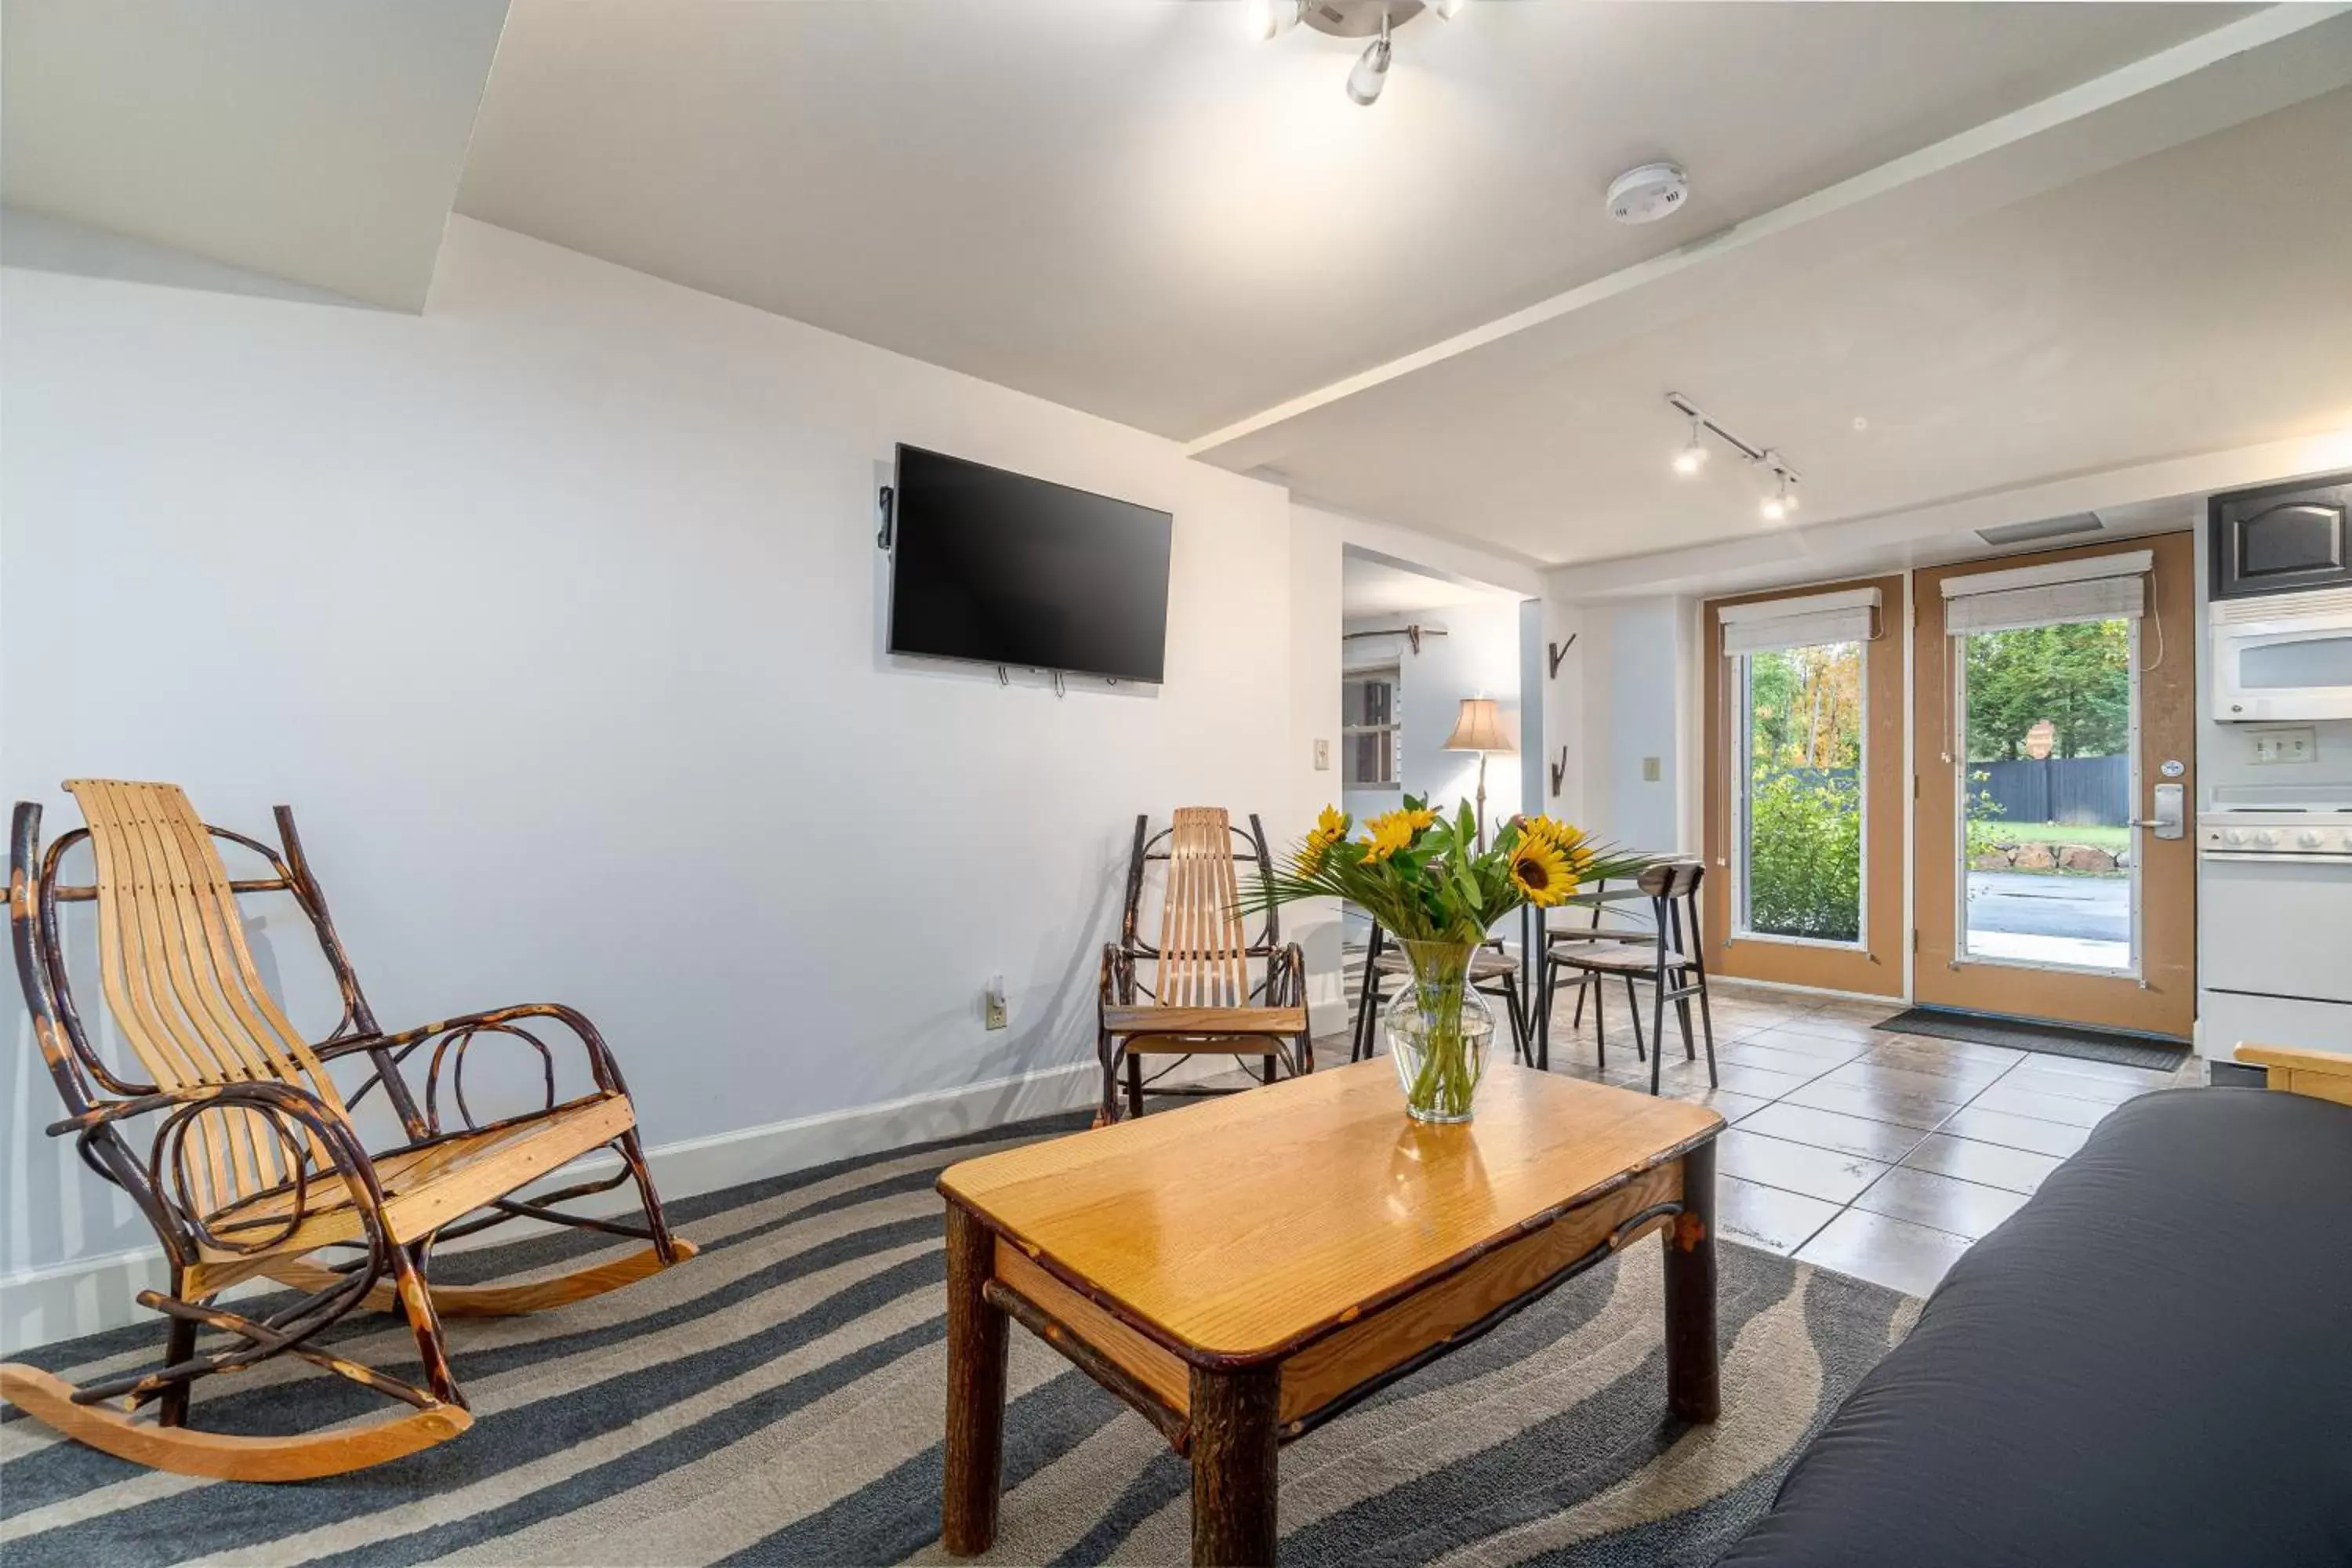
(1911, 535), (2197, 1037)
(1700, 574), (1907, 1000)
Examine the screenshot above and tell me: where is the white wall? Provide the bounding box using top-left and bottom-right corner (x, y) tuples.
(1341, 597), (1523, 833)
(0, 217), (1327, 1312)
(1548, 594), (1698, 857)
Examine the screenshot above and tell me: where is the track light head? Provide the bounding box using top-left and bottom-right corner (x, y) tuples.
(1246, 0), (1304, 42)
(1346, 34), (1392, 105)
(1760, 469), (1797, 521)
(1672, 419), (1708, 477)
(1430, 0), (1471, 17)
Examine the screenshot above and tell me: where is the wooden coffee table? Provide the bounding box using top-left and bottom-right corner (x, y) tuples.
(937, 1059), (1724, 1566)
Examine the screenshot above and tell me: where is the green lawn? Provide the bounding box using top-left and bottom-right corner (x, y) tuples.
(1983, 821), (2132, 851)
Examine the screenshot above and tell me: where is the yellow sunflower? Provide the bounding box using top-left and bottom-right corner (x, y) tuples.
(1361, 810), (1419, 862)
(1508, 833), (1576, 906)
(1403, 806), (1439, 831)
(1294, 805), (1351, 876)
(1521, 815), (1599, 875)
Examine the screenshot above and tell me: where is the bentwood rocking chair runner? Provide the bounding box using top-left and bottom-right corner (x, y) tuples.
(1096, 808), (1312, 1124)
(0, 780), (695, 1481)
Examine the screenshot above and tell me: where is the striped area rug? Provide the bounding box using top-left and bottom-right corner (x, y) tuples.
(1, 1114), (1920, 1566)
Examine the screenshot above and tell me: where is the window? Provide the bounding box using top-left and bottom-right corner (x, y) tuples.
(1342, 667), (1399, 789)
(1955, 617), (2135, 973)
(1735, 641), (1864, 944)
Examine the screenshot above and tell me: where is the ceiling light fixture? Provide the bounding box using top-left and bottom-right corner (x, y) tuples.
(1347, 14), (1392, 106)
(1760, 466), (1798, 522)
(1253, 0), (1462, 107)
(1245, 0), (1304, 42)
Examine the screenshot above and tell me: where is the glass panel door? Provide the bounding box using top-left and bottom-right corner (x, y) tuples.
(1734, 640), (1864, 945)
(1955, 618), (2136, 973)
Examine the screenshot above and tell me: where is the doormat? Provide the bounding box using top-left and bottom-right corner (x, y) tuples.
(1875, 1007), (2190, 1073)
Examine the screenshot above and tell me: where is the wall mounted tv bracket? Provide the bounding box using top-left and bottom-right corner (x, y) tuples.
(876, 485), (895, 550)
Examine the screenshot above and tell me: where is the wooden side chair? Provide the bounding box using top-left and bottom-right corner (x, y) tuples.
(1096, 808), (1311, 1124)
(0, 779), (695, 1480)
(1538, 861), (1718, 1094)
(1538, 875), (1654, 1037)
(1348, 922), (1531, 1066)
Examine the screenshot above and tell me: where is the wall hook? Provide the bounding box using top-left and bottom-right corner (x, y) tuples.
(1548, 746), (1569, 799)
(1547, 633), (1577, 679)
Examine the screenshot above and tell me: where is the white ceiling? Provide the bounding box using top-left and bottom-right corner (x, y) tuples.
(454, 1), (2251, 438)
(11, 0), (2350, 582)
(1342, 553), (1516, 619)
(1226, 81), (2352, 568)
(0, 0), (508, 310)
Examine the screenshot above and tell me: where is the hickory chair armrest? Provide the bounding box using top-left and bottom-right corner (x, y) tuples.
(319, 1001), (638, 1135)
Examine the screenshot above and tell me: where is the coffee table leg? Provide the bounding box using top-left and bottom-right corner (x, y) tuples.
(1189, 1364), (1279, 1567)
(942, 1204), (1007, 1555)
(1664, 1139), (1720, 1423)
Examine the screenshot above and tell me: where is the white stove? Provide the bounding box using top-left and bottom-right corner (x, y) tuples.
(2198, 799), (2352, 1062)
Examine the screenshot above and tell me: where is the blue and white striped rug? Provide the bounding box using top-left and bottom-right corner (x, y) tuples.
(0, 1114), (1918, 1566)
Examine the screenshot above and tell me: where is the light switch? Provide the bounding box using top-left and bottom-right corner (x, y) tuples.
(1314, 738), (1330, 771)
(2252, 727), (2318, 765)
(1642, 757), (1662, 783)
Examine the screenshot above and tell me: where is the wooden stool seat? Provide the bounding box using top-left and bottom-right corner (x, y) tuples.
(1566, 943), (1690, 973)
(1370, 947), (1522, 982)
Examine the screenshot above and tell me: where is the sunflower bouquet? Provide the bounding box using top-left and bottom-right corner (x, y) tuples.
(1249, 800), (1652, 1122)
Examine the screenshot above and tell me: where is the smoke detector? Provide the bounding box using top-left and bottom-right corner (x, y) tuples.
(1606, 162), (1690, 225)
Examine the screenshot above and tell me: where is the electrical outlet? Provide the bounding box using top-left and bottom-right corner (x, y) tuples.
(1314, 738), (1330, 771)
(983, 977), (1007, 1030)
(1642, 757), (1662, 783)
(2251, 727), (2318, 765)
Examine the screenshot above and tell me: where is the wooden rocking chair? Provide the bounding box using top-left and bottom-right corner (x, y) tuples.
(0, 780), (695, 1481)
(1095, 807), (1312, 1125)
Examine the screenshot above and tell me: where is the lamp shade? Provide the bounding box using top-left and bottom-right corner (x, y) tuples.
(1442, 698), (1515, 753)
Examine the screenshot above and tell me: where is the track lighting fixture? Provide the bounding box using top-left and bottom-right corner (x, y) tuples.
(1347, 16), (1392, 107)
(1252, 0), (1463, 107)
(1666, 393), (1805, 521)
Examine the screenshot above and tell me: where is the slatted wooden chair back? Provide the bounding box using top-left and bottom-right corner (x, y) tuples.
(1152, 807), (1252, 1008)
(65, 778), (347, 1220)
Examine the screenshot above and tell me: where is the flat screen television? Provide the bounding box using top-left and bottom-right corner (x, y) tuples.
(886, 444), (1173, 684)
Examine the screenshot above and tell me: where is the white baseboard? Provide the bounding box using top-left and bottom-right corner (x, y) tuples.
(1711, 973), (1907, 1007)
(1, 1053), (1171, 1356)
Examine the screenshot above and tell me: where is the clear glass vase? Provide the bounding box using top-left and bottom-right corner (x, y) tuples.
(1383, 939), (1497, 1124)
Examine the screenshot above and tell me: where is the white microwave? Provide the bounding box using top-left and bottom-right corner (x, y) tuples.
(2212, 586), (2352, 721)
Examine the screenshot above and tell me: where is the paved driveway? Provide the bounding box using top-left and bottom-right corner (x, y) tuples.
(1965, 869), (2129, 942)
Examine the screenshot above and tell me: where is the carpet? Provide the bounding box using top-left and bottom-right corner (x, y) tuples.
(1873, 1007), (2190, 1073)
(0, 1115), (1921, 1567)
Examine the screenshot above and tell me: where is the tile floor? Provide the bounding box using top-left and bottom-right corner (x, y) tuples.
(1525, 978), (2208, 1297)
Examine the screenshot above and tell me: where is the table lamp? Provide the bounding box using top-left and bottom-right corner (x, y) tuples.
(1443, 697), (1516, 850)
